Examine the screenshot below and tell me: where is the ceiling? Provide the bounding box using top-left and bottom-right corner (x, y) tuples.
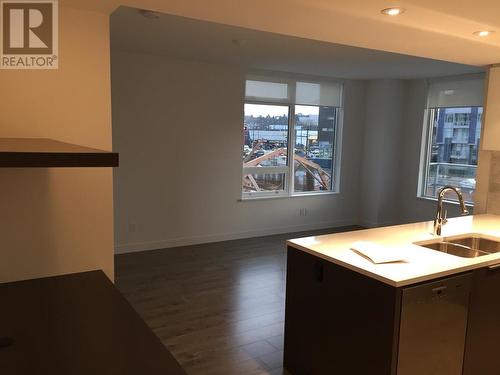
(111, 7), (483, 80)
(64, 0), (500, 66)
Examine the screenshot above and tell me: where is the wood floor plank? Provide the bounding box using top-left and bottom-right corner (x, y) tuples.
(115, 225), (361, 374)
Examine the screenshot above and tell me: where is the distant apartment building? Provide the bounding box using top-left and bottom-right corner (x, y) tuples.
(433, 107), (483, 165)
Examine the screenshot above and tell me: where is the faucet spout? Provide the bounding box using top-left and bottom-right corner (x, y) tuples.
(433, 186), (469, 236)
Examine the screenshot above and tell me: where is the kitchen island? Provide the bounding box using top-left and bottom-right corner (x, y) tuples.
(284, 214), (500, 375)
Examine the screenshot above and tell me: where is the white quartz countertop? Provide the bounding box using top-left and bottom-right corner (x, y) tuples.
(287, 214), (500, 287)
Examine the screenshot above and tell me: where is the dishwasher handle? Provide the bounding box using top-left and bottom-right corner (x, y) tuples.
(488, 263), (500, 271)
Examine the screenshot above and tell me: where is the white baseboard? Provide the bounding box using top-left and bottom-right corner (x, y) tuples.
(115, 218), (357, 254)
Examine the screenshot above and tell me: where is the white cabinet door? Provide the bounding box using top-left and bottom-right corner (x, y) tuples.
(483, 66), (500, 151)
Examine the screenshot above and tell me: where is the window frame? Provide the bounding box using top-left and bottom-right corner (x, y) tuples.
(242, 99), (343, 200)
(418, 107), (480, 205)
(242, 101), (292, 199)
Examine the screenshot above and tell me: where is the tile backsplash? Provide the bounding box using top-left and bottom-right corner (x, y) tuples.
(488, 152), (500, 214)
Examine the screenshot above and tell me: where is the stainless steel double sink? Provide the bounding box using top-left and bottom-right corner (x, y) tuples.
(415, 234), (500, 258)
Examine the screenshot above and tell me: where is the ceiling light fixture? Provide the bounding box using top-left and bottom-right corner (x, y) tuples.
(139, 9), (161, 19)
(381, 7), (406, 16)
(473, 30), (494, 37)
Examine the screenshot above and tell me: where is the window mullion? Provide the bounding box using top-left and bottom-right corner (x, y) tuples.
(426, 109), (435, 197)
(288, 105), (296, 195)
(332, 108), (343, 192)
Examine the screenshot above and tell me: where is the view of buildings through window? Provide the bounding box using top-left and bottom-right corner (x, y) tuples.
(294, 105), (336, 192)
(423, 106), (483, 203)
(243, 103), (337, 195)
(243, 104), (289, 193)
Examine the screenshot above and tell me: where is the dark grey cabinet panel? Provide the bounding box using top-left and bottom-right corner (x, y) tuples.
(463, 265), (500, 375)
(284, 247), (400, 375)
(283, 246), (328, 374)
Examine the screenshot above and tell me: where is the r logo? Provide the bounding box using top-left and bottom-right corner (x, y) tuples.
(1, 1), (58, 69)
(3, 2), (52, 53)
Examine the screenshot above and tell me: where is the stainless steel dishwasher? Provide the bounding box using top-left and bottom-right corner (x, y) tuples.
(397, 273), (472, 375)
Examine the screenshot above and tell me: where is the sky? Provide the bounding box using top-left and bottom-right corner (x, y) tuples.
(245, 104), (319, 117)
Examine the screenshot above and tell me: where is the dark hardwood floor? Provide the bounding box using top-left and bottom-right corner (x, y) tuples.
(115, 226), (361, 375)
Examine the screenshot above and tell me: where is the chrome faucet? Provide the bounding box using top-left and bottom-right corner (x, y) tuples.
(434, 186), (469, 236)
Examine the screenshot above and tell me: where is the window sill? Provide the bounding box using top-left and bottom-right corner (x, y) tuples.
(239, 191), (340, 202)
(416, 195), (475, 208)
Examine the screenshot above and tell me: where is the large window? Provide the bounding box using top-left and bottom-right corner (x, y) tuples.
(242, 77), (343, 197)
(419, 76), (484, 203)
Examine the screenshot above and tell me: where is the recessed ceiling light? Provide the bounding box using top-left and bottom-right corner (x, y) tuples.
(381, 7), (406, 16)
(473, 30), (494, 37)
(139, 9), (161, 19)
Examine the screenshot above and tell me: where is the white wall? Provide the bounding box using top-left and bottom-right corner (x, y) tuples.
(111, 50), (367, 253)
(111, 50), (483, 253)
(359, 80), (405, 227)
(0, 7), (114, 283)
(357, 79), (473, 228)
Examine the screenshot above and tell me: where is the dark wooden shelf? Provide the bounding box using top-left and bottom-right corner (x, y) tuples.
(0, 138), (119, 168)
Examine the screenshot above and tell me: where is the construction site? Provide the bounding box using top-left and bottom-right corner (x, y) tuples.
(242, 104), (337, 193)
(242, 137), (334, 193)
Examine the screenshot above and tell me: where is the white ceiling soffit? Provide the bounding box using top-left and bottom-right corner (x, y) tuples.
(65, 0), (500, 66)
(110, 7), (483, 80)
